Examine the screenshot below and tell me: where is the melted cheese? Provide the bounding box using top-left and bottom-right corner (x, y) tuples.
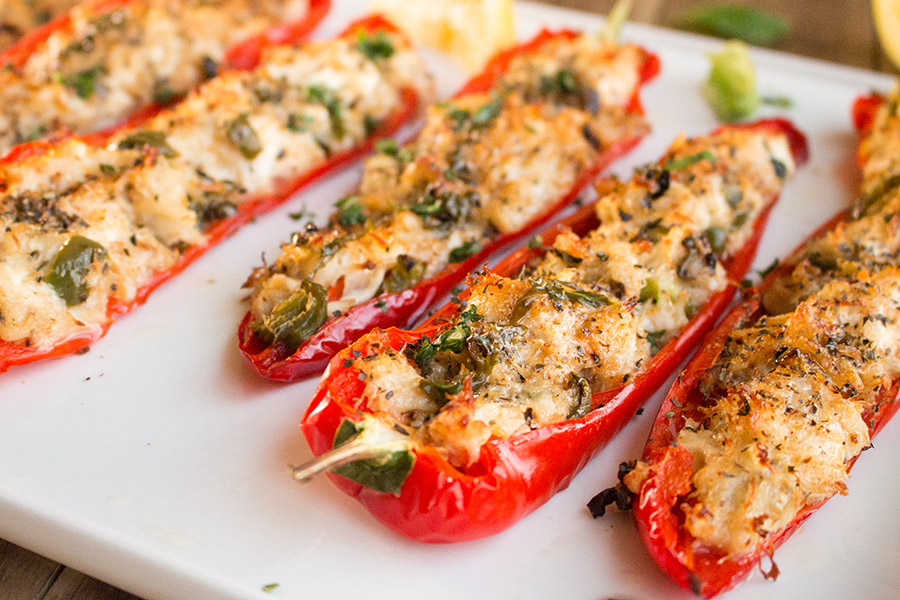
(348, 125), (796, 469)
(0, 0), (81, 51)
(678, 269), (900, 556)
(0, 0), (310, 155)
(631, 92), (900, 560)
(248, 35), (651, 330)
(0, 29), (431, 348)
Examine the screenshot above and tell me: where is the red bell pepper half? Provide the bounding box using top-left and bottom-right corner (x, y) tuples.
(295, 118), (808, 543)
(0, 15), (421, 374)
(237, 31), (662, 381)
(0, 0), (331, 149)
(624, 98), (892, 599)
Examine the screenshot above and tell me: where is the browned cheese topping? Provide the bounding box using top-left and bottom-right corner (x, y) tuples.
(0, 0), (312, 155)
(0, 29), (432, 349)
(345, 126), (795, 469)
(625, 89), (900, 559)
(0, 0), (81, 50)
(245, 35), (654, 359)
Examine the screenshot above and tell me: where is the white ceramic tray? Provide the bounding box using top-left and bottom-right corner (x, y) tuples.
(1, 2), (897, 599)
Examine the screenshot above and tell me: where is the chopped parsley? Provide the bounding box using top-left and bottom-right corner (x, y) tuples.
(664, 150), (716, 171)
(448, 240), (481, 263)
(646, 330), (666, 355)
(376, 138), (399, 156)
(335, 195), (365, 227)
(60, 65), (105, 100)
(287, 113), (313, 133)
(354, 30), (395, 60)
(307, 85), (345, 140)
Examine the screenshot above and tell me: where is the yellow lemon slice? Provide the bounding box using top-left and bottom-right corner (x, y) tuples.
(874, 0), (900, 69)
(368, 0), (515, 72)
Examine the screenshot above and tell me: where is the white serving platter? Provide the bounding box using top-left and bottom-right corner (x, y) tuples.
(1, 1), (898, 599)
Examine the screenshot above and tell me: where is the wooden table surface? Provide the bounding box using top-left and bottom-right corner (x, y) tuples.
(0, 1), (892, 598)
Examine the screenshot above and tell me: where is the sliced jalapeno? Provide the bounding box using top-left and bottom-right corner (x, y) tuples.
(703, 226), (727, 254)
(117, 130), (178, 158)
(254, 280), (328, 352)
(382, 255), (425, 293)
(45, 235), (107, 306)
(226, 113), (262, 160)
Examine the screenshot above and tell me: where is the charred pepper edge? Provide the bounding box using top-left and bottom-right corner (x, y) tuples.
(0, 13), (424, 373)
(296, 119), (807, 543)
(237, 31), (662, 381)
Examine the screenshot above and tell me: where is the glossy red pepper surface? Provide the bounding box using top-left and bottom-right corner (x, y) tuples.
(300, 119), (808, 543)
(630, 102), (891, 599)
(0, 14), (422, 374)
(238, 31), (662, 381)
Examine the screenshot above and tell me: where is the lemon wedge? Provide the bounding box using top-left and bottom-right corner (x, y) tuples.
(874, 0), (900, 69)
(368, 0), (516, 72)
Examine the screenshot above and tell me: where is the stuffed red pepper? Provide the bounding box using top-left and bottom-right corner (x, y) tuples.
(0, 0), (81, 50)
(0, 15), (432, 373)
(618, 92), (900, 597)
(0, 0), (330, 156)
(292, 119), (807, 543)
(238, 27), (662, 381)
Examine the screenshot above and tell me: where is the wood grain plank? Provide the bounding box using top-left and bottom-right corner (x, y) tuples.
(534, 0), (665, 25)
(544, 0), (889, 72)
(42, 569), (140, 600)
(0, 539), (63, 599)
(658, 0), (879, 70)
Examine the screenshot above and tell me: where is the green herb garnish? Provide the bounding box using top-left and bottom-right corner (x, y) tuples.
(665, 150), (717, 171)
(375, 138), (399, 156)
(45, 235), (107, 306)
(287, 113), (313, 133)
(117, 130), (178, 157)
(354, 30), (395, 60)
(226, 113), (262, 160)
(647, 330), (666, 355)
(60, 65), (105, 100)
(674, 5), (790, 46)
(448, 240), (481, 263)
(307, 85), (345, 140)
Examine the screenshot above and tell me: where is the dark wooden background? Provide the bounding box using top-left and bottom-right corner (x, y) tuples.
(0, 0), (890, 598)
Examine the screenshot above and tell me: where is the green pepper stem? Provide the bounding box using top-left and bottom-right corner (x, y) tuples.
(599, 0), (632, 43)
(291, 419), (411, 482)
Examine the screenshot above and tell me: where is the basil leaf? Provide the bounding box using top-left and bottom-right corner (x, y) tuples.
(448, 240), (481, 263)
(60, 65), (105, 100)
(335, 195), (365, 227)
(665, 150), (717, 171)
(675, 5), (790, 46)
(45, 235), (107, 306)
(354, 30), (395, 60)
(331, 420), (414, 497)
